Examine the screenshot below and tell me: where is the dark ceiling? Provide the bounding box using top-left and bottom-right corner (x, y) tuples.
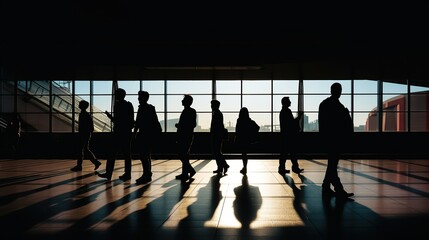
(2, 2), (429, 81)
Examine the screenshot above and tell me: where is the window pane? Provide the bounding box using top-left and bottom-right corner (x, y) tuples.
(165, 113), (180, 132)
(196, 112), (211, 132)
(143, 80), (164, 94)
(243, 95), (271, 112)
(216, 95), (241, 111)
(383, 82), (407, 94)
(93, 95), (112, 113)
(304, 80), (351, 94)
(223, 113), (238, 132)
(273, 80), (299, 94)
(20, 113), (49, 132)
(353, 112), (373, 132)
(410, 112), (428, 132)
(167, 80), (211, 94)
(354, 95), (377, 111)
(243, 80), (271, 94)
(217, 80), (241, 94)
(52, 113), (72, 132)
(190, 95), (212, 112)
(92, 112), (112, 132)
(148, 95), (165, 112)
(355, 80), (377, 94)
(302, 112), (319, 132)
(166, 95), (184, 112)
(75, 80), (90, 94)
(93, 81), (112, 94)
(118, 80), (140, 95)
(304, 95), (328, 111)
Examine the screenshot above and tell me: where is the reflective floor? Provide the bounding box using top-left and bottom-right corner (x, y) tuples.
(1, 158), (428, 240)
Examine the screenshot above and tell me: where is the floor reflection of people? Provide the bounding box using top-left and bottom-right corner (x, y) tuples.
(233, 175), (262, 229)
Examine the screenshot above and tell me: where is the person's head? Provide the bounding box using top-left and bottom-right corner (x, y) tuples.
(182, 94), (193, 107)
(115, 88), (126, 100)
(330, 82), (342, 99)
(211, 99), (220, 110)
(138, 90), (149, 104)
(239, 107), (249, 119)
(281, 97), (291, 107)
(79, 100), (89, 110)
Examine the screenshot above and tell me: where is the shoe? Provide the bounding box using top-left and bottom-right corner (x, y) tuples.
(70, 165), (82, 171)
(213, 169), (222, 174)
(336, 191), (354, 199)
(189, 168), (196, 178)
(175, 174), (189, 180)
(292, 166), (304, 174)
(136, 175), (152, 184)
(223, 164), (230, 174)
(119, 174), (131, 181)
(322, 188), (336, 197)
(278, 168), (290, 175)
(94, 161), (101, 171)
(97, 173), (111, 180)
(240, 168), (247, 174)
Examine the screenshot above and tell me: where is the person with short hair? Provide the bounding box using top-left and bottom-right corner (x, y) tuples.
(318, 82), (354, 199)
(175, 94), (197, 180)
(278, 96), (304, 175)
(98, 88), (134, 181)
(210, 99), (229, 174)
(133, 90), (162, 184)
(71, 100), (101, 171)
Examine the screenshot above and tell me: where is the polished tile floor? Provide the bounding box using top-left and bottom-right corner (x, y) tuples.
(0, 158), (428, 240)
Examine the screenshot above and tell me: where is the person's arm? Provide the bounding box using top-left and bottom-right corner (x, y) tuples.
(104, 110), (113, 120)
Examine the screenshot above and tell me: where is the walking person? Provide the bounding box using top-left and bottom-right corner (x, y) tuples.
(98, 88), (134, 181)
(318, 82), (354, 198)
(235, 107), (259, 175)
(175, 94), (197, 180)
(133, 91), (162, 184)
(210, 100), (229, 174)
(278, 97), (304, 175)
(71, 100), (101, 171)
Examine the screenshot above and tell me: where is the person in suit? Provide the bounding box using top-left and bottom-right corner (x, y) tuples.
(318, 82), (354, 199)
(235, 107), (259, 175)
(71, 100), (101, 171)
(98, 88), (134, 181)
(278, 96), (304, 175)
(210, 99), (229, 174)
(133, 90), (162, 184)
(175, 94), (197, 180)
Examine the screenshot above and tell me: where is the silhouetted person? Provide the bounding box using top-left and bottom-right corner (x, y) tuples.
(278, 97), (304, 175)
(71, 100), (101, 171)
(318, 82), (354, 199)
(175, 94), (197, 180)
(133, 90), (162, 184)
(98, 88), (134, 181)
(210, 100), (229, 174)
(235, 107), (259, 174)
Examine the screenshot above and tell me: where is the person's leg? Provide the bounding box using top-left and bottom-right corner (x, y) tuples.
(212, 137), (223, 173)
(71, 135), (85, 171)
(291, 153), (304, 174)
(322, 153), (336, 195)
(240, 151), (248, 174)
(98, 134), (119, 180)
(120, 133), (132, 180)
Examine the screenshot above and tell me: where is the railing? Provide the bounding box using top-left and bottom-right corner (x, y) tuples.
(16, 81), (111, 132)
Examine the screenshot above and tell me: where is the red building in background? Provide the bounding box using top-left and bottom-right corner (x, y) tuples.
(366, 91), (429, 131)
